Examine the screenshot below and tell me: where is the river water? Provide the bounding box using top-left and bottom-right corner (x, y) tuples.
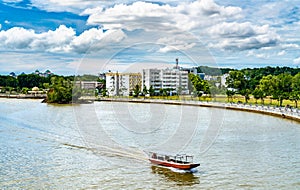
(0, 99), (299, 189)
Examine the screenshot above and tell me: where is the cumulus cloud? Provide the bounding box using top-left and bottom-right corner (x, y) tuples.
(0, 25), (126, 53)
(83, 1), (280, 52)
(71, 28), (126, 53)
(0, 1), (285, 57)
(157, 36), (197, 53)
(207, 22), (279, 50)
(30, 0), (193, 14)
(0, 27), (36, 49)
(85, 0), (242, 31)
(208, 22), (269, 38)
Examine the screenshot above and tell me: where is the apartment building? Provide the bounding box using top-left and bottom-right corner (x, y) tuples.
(106, 72), (142, 96)
(142, 67), (189, 95)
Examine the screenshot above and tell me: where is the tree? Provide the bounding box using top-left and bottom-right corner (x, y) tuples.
(149, 85), (155, 96)
(189, 73), (210, 99)
(252, 88), (265, 104)
(225, 71), (247, 92)
(209, 85), (218, 101)
(259, 75), (275, 104)
(21, 87), (29, 94)
(142, 85), (148, 96)
(47, 76), (81, 104)
(17, 74), (50, 89)
(291, 73), (300, 108)
(273, 73), (293, 107)
(133, 84), (140, 97)
(240, 89), (251, 103)
(226, 89), (235, 102)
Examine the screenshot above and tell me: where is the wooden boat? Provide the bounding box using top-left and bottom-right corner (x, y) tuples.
(148, 152), (200, 170)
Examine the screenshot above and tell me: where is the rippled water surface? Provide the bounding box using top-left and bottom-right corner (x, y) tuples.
(1, 99), (299, 189)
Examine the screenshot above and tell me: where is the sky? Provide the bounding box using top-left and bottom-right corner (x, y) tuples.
(0, 0), (299, 75)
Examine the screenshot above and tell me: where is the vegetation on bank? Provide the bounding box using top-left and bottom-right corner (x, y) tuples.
(188, 67), (300, 108)
(1, 66), (300, 105)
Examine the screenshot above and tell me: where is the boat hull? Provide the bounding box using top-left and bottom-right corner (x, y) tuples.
(149, 158), (200, 170)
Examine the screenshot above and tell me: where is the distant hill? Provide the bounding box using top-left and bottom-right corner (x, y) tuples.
(196, 66), (234, 75)
(195, 66), (300, 76)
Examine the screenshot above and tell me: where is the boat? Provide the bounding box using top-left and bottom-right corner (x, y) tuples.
(148, 152), (200, 170)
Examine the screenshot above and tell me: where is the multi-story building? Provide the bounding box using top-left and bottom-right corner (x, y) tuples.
(106, 72), (142, 96)
(142, 67), (189, 95)
(75, 81), (103, 90)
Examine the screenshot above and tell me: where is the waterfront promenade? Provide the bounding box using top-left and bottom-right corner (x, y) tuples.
(0, 93), (46, 99)
(97, 97), (300, 123)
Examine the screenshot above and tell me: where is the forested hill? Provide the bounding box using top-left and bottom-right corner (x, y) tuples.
(196, 66), (233, 75)
(196, 66), (300, 76)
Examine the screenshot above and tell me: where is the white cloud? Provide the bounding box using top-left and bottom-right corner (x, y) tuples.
(293, 57), (300, 64)
(0, 1), (282, 56)
(281, 43), (300, 49)
(208, 22), (269, 37)
(3, 0), (298, 72)
(31, 25), (75, 52)
(207, 22), (280, 50)
(0, 27), (36, 49)
(0, 25), (126, 53)
(30, 0), (103, 14)
(0, 51), (78, 75)
(83, 1), (281, 52)
(157, 35), (197, 53)
(71, 28), (126, 53)
(246, 50), (270, 59)
(30, 0), (195, 14)
(85, 1), (242, 31)
(2, 0), (23, 3)
(277, 50), (286, 56)
(4, 20), (10, 24)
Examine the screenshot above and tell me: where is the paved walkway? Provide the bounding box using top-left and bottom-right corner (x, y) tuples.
(98, 97), (300, 123)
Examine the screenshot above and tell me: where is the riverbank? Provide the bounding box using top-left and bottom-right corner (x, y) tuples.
(2, 94), (299, 123)
(96, 97), (300, 123)
(0, 93), (46, 99)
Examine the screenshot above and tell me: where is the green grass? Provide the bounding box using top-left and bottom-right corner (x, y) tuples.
(102, 94), (298, 108)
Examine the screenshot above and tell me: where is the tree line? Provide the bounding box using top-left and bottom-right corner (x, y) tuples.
(0, 74), (81, 103)
(226, 71), (300, 107)
(189, 66), (300, 108)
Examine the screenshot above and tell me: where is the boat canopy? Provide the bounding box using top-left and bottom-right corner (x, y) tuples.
(149, 152), (194, 163)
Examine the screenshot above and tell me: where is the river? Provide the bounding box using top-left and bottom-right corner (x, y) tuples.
(0, 99), (299, 189)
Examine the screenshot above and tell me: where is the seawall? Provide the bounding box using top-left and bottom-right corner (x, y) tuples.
(0, 94), (46, 99)
(97, 98), (300, 123)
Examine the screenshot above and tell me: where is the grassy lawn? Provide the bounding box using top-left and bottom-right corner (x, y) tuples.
(107, 94), (297, 108)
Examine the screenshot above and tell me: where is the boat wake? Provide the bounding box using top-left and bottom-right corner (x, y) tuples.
(170, 167), (198, 174)
(153, 165), (198, 174)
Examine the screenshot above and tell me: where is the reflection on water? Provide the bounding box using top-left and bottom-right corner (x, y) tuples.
(151, 165), (200, 186)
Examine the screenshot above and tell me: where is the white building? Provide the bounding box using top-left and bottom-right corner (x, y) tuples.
(142, 67), (189, 95)
(221, 73), (229, 87)
(75, 81), (102, 90)
(106, 72), (142, 96)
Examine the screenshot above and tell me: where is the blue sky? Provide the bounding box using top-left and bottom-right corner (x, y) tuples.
(0, 0), (299, 75)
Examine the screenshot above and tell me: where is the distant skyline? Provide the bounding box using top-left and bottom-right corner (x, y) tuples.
(0, 0), (299, 75)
